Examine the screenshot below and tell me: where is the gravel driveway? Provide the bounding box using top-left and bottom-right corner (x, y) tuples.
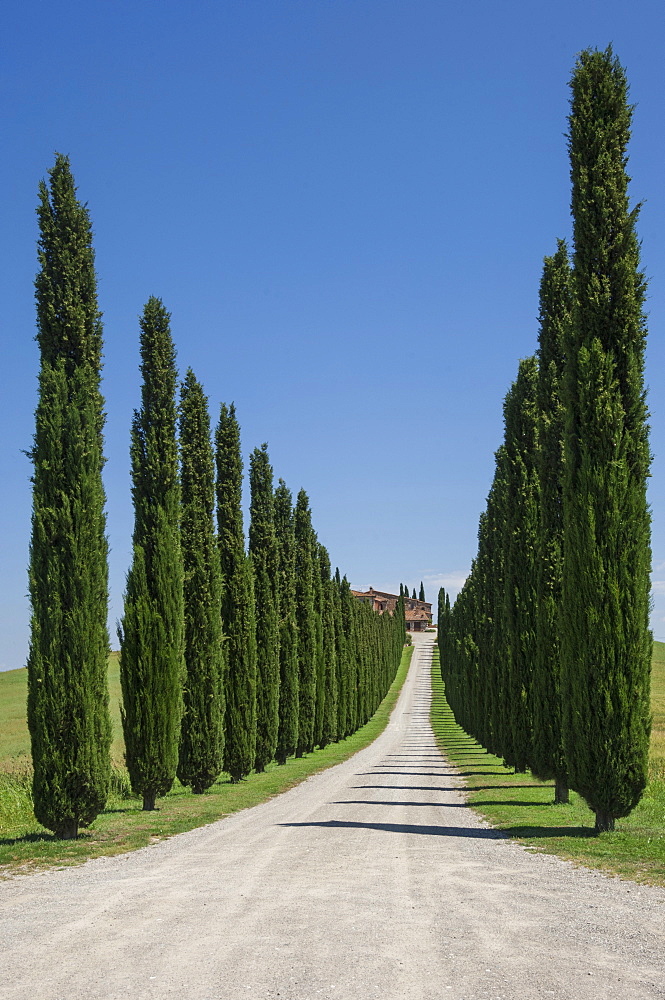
(1, 632), (664, 1000)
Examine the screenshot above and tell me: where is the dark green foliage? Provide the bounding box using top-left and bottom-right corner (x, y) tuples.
(119, 298), (184, 811)
(216, 404), (257, 781)
(412, 588), (417, 600)
(274, 481), (299, 763)
(249, 444), (280, 771)
(177, 370), (225, 793)
(318, 547), (338, 748)
(530, 243), (571, 800)
(27, 154), (112, 838)
(334, 569), (351, 739)
(294, 490), (317, 756)
(502, 357), (540, 773)
(484, 451), (510, 759)
(561, 47), (651, 831)
(419, 582), (425, 602)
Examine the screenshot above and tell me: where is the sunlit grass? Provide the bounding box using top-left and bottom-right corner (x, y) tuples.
(0, 646), (413, 876)
(431, 644), (665, 887)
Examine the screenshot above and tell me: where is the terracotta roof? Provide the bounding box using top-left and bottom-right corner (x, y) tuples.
(405, 608), (431, 621)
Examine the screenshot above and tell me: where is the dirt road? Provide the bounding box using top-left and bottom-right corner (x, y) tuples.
(1, 633), (664, 999)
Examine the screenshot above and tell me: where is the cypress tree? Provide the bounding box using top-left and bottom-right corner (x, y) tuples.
(561, 48), (651, 832)
(215, 404), (257, 781)
(530, 243), (571, 802)
(419, 581), (425, 602)
(333, 568), (349, 739)
(274, 480), (299, 763)
(484, 447), (510, 760)
(340, 575), (358, 736)
(502, 357), (540, 773)
(312, 535), (326, 748)
(294, 490), (317, 756)
(249, 444), (280, 771)
(177, 370), (225, 793)
(27, 154), (112, 839)
(319, 546), (338, 748)
(119, 298), (184, 811)
(412, 588), (417, 600)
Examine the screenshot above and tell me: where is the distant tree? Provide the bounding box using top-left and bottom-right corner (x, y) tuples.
(419, 581), (425, 602)
(561, 47), (651, 832)
(177, 370), (225, 793)
(215, 404), (257, 781)
(412, 588), (417, 600)
(502, 357), (540, 774)
(249, 444), (280, 771)
(318, 545), (338, 748)
(119, 297), (184, 811)
(294, 490), (317, 756)
(530, 243), (571, 803)
(333, 568), (349, 739)
(312, 537), (326, 749)
(274, 480), (299, 763)
(27, 154), (112, 838)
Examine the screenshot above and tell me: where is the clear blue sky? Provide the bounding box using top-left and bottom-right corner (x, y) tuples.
(1, 0), (664, 670)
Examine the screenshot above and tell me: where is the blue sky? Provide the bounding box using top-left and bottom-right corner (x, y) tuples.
(1, 0), (664, 670)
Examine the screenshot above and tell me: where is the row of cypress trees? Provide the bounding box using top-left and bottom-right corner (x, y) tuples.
(438, 48), (652, 833)
(26, 156), (406, 835)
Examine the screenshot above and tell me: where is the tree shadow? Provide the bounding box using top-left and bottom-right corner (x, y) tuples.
(333, 800), (468, 808)
(278, 819), (507, 839)
(0, 830), (73, 846)
(503, 825), (594, 839)
(454, 770), (509, 777)
(356, 771), (454, 777)
(472, 800), (553, 808)
(351, 783), (540, 792)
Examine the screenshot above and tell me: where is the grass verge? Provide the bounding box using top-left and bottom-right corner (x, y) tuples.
(430, 644), (665, 888)
(0, 646), (413, 877)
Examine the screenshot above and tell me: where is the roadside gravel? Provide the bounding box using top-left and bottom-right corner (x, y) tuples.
(1, 632), (663, 1000)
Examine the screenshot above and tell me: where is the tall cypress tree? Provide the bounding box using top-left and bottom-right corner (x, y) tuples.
(216, 404), (257, 781)
(177, 370), (225, 793)
(119, 298), (184, 811)
(531, 242), (571, 802)
(318, 545), (338, 748)
(294, 489), (317, 756)
(249, 444), (280, 771)
(502, 357), (540, 774)
(561, 47), (651, 832)
(274, 480), (299, 764)
(333, 568), (349, 740)
(27, 154), (112, 839)
(312, 534), (326, 749)
(419, 582), (425, 602)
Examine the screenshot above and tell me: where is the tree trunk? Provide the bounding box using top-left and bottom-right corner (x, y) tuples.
(554, 777), (569, 804)
(275, 751), (287, 766)
(56, 819), (78, 840)
(295, 748), (304, 759)
(594, 809), (615, 833)
(142, 791), (157, 811)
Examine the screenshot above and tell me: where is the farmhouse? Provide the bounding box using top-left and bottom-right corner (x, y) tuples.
(351, 587), (433, 632)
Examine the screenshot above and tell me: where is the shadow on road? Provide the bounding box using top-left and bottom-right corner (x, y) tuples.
(278, 819), (506, 838)
(278, 819), (595, 840)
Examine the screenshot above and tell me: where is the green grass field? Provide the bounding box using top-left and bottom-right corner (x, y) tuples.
(431, 642), (665, 887)
(0, 647), (413, 876)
